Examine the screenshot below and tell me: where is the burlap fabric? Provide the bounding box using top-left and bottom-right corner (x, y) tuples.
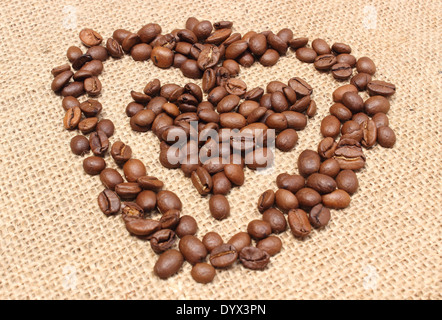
(0, 0), (440, 300)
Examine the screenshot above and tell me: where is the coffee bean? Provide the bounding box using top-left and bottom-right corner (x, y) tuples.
(238, 100), (260, 117)
(137, 176), (164, 191)
(72, 53), (93, 70)
(314, 54), (337, 70)
(197, 45), (221, 70)
(123, 159), (146, 182)
(276, 173), (305, 194)
(361, 119), (377, 148)
(312, 38), (331, 55)
(202, 232), (224, 252)
(209, 195), (230, 220)
(248, 33), (267, 56)
(277, 28), (293, 43)
(257, 236), (282, 256)
(320, 115), (341, 138)
(295, 187), (322, 208)
(115, 182), (142, 199)
(97, 189), (121, 215)
(138, 23), (162, 43)
(350, 73), (372, 91)
(306, 100), (317, 117)
(335, 169), (359, 195)
(62, 96), (80, 111)
(181, 59), (203, 79)
(265, 113), (288, 132)
(225, 78), (247, 96)
(364, 96), (390, 115)
(257, 190), (275, 213)
(100, 168), (124, 190)
(160, 209), (180, 230)
(84, 76), (102, 96)
(225, 40), (248, 59)
(80, 99), (102, 117)
(331, 63), (353, 80)
(329, 103), (352, 122)
(334, 138), (366, 170)
(83, 156), (106, 175)
(317, 137), (338, 159)
(150, 229), (176, 254)
(179, 235), (207, 265)
(175, 215), (197, 238)
(191, 167), (213, 196)
(336, 54), (356, 67)
(106, 38), (124, 58)
(206, 28), (232, 45)
(214, 21), (233, 29)
(288, 209), (311, 237)
(289, 37), (308, 50)
(319, 158), (341, 178)
(111, 141), (132, 165)
(67, 46), (83, 63)
(131, 43), (152, 61)
(122, 33), (141, 52)
(210, 244), (238, 268)
(261, 208), (287, 233)
(156, 190), (182, 214)
(275, 189), (299, 213)
(297, 150), (321, 177)
(151, 46), (174, 68)
(306, 173), (337, 194)
(154, 249), (184, 279)
(89, 130), (109, 156)
(51, 64), (71, 78)
(341, 120), (363, 142)
(377, 126), (396, 148)
(267, 32), (288, 55)
(259, 49), (280, 66)
(239, 246), (270, 270)
(308, 204), (331, 228)
(296, 47), (317, 63)
(96, 119), (114, 138)
(227, 232), (251, 253)
(247, 219), (272, 240)
(63, 106), (82, 130)
(356, 57), (376, 75)
(352, 113), (370, 126)
(121, 202), (144, 219)
(245, 147), (274, 170)
(51, 70), (73, 92)
(367, 80), (396, 97)
(290, 95), (311, 112)
(281, 111), (307, 130)
(217, 94), (240, 113)
(342, 91), (364, 113)
(70, 135), (90, 156)
(78, 117), (98, 134)
(332, 42), (352, 54)
(219, 112), (246, 129)
(332, 84), (358, 103)
(191, 263), (216, 283)
(322, 189), (351, 209)
(86, 46), (109, 61)
(135, 190), (157, 213)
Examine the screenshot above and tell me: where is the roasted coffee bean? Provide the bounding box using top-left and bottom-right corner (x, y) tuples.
(314, 54), (337, 70)
(318, 137), (338, 159)
(275, 189), (298, 213)
(89, 130), (109, 156)
(288, 37), (308, 49)
(84, 76), (102, 96)
(225, 78), (247, 96)
(227, 232), (251, 253)
(115, 182), (142, 199)
(150, 229), (176, 254)
(214, 20), (233, 29)
(152, 113), (174, 136)
(70, 135), (90, 156)
(342, 91), (364, 113)
(67, 46), (83, 63)
(262, 208), (287, 233)
(247, 220), (272, 240)
(281, 111), (307, 130)
(74, 60), (104, 80)
(239, 246), (270, 270)
(191, 263), (216, 283)
(377, 126), (396, 148)
(276, 173), (305, 194)
(63, 106), (81, 130)
(372, 113), (390, 129)
(135, 190), (157, 213)
(225, 40), (248, 59)
(143, 79), (161, 96)
(51, 64), (71, 77)
(217, 94), (240, 113)
(209, 195), (230, 220)
(257, 236), (282, 256)
(287, 77), (312, 96)
(351, 73), (372, 91)
(211, 172), (231, 195)
(248, 33), (267, 56)
(295, 187), (322, 208)
(215, 66), (231, 87)
(265, 113), (288, 132)
(51, 70), (73, 92)
(148, 97), (168, 115)
(297, 150), (321, 177)
(181, 59), (203, 79)
(245, 147), (274, 170)
(136, 176), (163, 192)
(83, 156), (106, 175)
(179, 235), (207, 265)
(247, 106), (267, 123)
(193, 20), (213, 40)
(95, 119), (114, 138)
(319, 158), (341, 178)
(61, 80), (84, 96)
(121, 202), (144, 219)
(72, 53), (93, 70)
(259, 49), (280, 66)
(154, 249), (184, 279)
(296, 47), (317, 63)
(312, 38), (331, 55)
(100, 168), (124, 190)
(367, 80), (396, 97)
(62, 96), (80, 111)
(288, 209), (311, 237)
(336, 53), (357, 67)
(334, 138), (366, 170)
(106, 38), (124, 58)
(270, 91), (289, 112)
(191, 167), (213, 196)
(151, 46), (174, 68)
(267, 32), (288, 55)
(122, 33), (141, 52)
(341, 120), (363, 142)
(202, 232), (224, 253)
(290, 95), (311, 112)
(330, 103), (352, 122)
(111, 141), (132, 165)
(361, 119), (377, 148)
(131, 43), (152, 61)
(197, 45), (221, 70)
(219, 112), (246, 129)
(258, 190), (275, 213)
(97, 189), (121, 215)
(306, 173), (337, 194)
(77, 115), (98, 132)
(206, 28), (232, 45)
(364, 96), (390, 115)
(202, 68), (216, 93)
(178, 29), (198, 44)
(277, 28), (293, 43)
(80, 99), (102, 117)
(175, 215), (198, 238)
(156, 190), (182, 214)
(86, 46), (109, 61)
(137, 23), (161, 43)
(243, 87), (264, 102)
(356, 57), (376, 75)
(309, 204), (331, 228)
(331, 63), (353, 80)
(209, 244), (238, 268)
(322, 189), (351, 209)
(352, 112), (370, 126)
(332, 42), (352, 54)
(335, 169), (359, 195)
(332, 84), (358, 103)
(160, 209), (181, 230)
(320, 115), (341, 138)
(79, 28), (102, 47)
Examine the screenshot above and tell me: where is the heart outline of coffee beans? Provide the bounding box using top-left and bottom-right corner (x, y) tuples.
(52, 17), (397, 284)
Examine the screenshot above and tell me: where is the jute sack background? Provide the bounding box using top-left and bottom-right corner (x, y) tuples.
(0, 0), (440, 299)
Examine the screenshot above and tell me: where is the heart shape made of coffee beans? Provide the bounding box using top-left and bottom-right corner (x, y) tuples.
(52, 17), (396, 283)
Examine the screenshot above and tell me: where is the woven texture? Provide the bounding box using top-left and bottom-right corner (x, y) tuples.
(0, 0), (440, 300)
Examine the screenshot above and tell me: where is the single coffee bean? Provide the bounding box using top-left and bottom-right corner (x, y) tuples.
(297, 150), (320, 177)
(265, 113), (288, 132)
(319, 158), (341, 178)
(225, 78), (247, 96)
(62, 96), (80, 111)
(86, 46), (109, 61)
(223, 164), (244, 186)
(351, 73), (372, 91)
(341, 120), (363, 142)
(175, 215), (197, 238)
(135, 190), (157, 213)
(100, 168), (123, 190)
(156, 190), (182, 214)
(63, 106), (81, 130)
(111, 141), (132, 165)
(262, 208), (287, 233)
(259, 49), (280, 66)
(84, 76), (102, 96)
(288, 209), (311, 237)
(288, 77), (313, 97)
(137, 23), (161, 43)
(225, 40), (248, 59)
(115, 182), (142, 199)
(248, 33), (267, 56)
(97, 189), (121, 215)
(306, 173), (337, 194)
(367, 80), (396, 97)
(356, 57), (376, 75)
(364, 96), (390, 116)
(210, 244), (238, 268)
(333, 138), (366, 170)
(330, 103), (352, 122)
(159, 209), (180, 230)
(267, 32), (288, 55)
(309, 204), (331, 228)
(67, 46), (83, 62)
(96, 119), (115, 137)
(306, 100), (317, 117)
(83, 156), (106, 175)
(206, 28), (232, 45)
(361, 119), (378, 148)
(72, 53), (93, 70)
(151, 46), (174, 68)
(352, 113), (370, 126)
(89, 130), (109, 156)
(197, 44), (221, 70)
(154, 249), (184, 279)
(51, 64), (71, 77)
(214, 20), (233, 29)
(51, 70), (73, 92)
(295, 187), (322, 208)
(181, 59), (203, 79)
(257, 190), (275, 213)
(80, 99), (102, 117)
(332, 42), (352, 54)
(296, 47), (317, 63)
(377, 126), (396, 148)
(121, 202), (144, 219)
(281, 111), (307, 130)
(336, 53), (357, 67)
(70, 135), (90, 156)
(289, 37), (308, 49)
(320, 115), (341, 138)
(290, 95), (311, 112)
(275, 189), (299, 213)
(79, 28), (102, 47)
(123, 159), (147, 182)
(150, 229), (176, 254)
(179, 235), (207, 265)
(131, 43), (152, 61)
(312, 38), (331, 55)
(121, 33), (141, 52)
(318, 137), (338, 159)
(137, 176), (163, 191)
(322, 189), (351, 209)
(191, 167), (213, 196)
(202, 232), (224, 253)
(276, 173), (305, 194)
(314, 54), (337, 70)
(335, 169), (359, 194)
(247, 220), (272, 240)
(239, 246), (270, 270)
(332, 84), (358, 103)
(78, 117), (98, 134)
(342, 91), (364, 113)
(331, 63), (353, 80)
(257, 236), (282, 256)
(191, 263), (216, 283)
(209, 194), (230, 220)
(125, 217), (161, 239)
(106, 38), (124, 58)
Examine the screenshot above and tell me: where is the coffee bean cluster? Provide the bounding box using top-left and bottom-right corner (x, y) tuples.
(51, 17), (396, 284)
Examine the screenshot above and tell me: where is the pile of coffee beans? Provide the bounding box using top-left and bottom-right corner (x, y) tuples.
(51, 17), (396, 284)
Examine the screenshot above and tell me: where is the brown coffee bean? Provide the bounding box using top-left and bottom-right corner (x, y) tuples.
(319, 158), (341, 178)
(331, 63), (353, 80)
(150, 229), (176, 254)
(197, 45), (221, 70)
(79, 28), (103, 47)
(84, 76), (102, 96)
(115, 183), (142, 200)
(106, 38), (124, 58)
(377, 126), (396, 148)
(179, 235), (207, 265)
(259, 49), (280, 66)
(336, 53), (357, 67)
(245, 147), (274, 170)
(225, 78), (247, 97)
(336, 169), (359, 194)
(156, 190), (182, 214)
(83, 156), (106, 175)
(97, 189), (121, 216)
(322, 189), (351, 209)
(267, 32), (288, 55)
(288, 37), (308, 49)
(154, 249), (184, 279)
(367, 80), (396, 97)
(351, 73), (372, 91)
(131, 43), (152, 61)
(247, 220), (272, 240)
(191, 263), (216, 283)
(72, 53), (93, 70)
(288, 209), (311, 237)
(334, 138), (366, 170)
(223, 164), (244, 186)
(159, 209), (180, 230)
(309, 204), (331, 228)
(111, 141), (132, 165)
(70, 135), (90, 156)
(295, 188), (322, 208)
(226, 232), (251, 253)
(151, 46), (174, 68)
(52, 70), (73, 92)
(341, 120), (363, 142)
(364, 96), (390, 116)
(135, 190), (157, 213)
(314, 54), (337, 70)
(306, 173), (337, 194)
(239, 246), (270, 270)
(281, 111), (307, 130)
(78, 117), (98, 134)
(175, 215), (197, 238)
(138, 23), (161, 43)
(257, 236), (282, 256)
(86, 46), (109, 61)
(262, 208), (287, 233)
(121, 202), (144, 219)
(275, 189), (299, 213)
(320, 115), (341, 138)
(306, 100), (317, 118)
(202, 232), (224, 253)
(248, 33), (267, 56)
(137, 176), (163, 192)
(342, 91), (364, 113)
(62, 96), (80, 111)
(89, 130), (109, 156)
(100, 168), (123, 191)
(356, 57), (376, 75)
(276, 173), (305, 194)
(330, 103), (352, 122)
(191, 167), (213, 196)
(225, 40), (248, 59)
(80, 99), (102, 117)
(297, 150), (320, 177)
(209, 195), (230, 220)
(296, 47), (317, 63)
(210, 244), (238, 268)
(290, 95), (311, 112)
(206, 28), (232, 45)
(312, 38), (331, 55)
(332, 42), (352, 54)
(361, 119), (377, 148)
(258, 190), (275, 213)
(67, 46), (83, 62)
(96, 119), (115, 137)
(51, 64), (71, 77)
(63, 106), (81, 130)
(332, 84), (358, 103)
(181, 59), (203, 79)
